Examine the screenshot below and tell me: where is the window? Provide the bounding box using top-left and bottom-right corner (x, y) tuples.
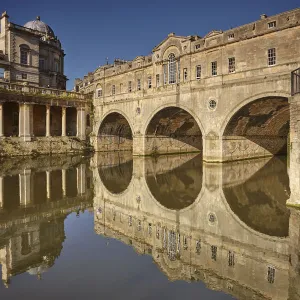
(196, 240), (201, 254)
(22, 73), (27, 80)
(86, 114), (91, 127)
(20, 49), (29, 65)
(268, 21), (276, 29)
(39, 58), (45, 70)
(137, 79), (141, 91)
(268, 48), (276, 66)
(267, 266), (275, 284)
(120, 83), (123, 93)
(163, 64), (167, 85)
(97, 88), (102, 97)
(168, 53), (176, 84)
(148, 76), (152, 88)
(228, 251), (235, 267)
(168, 231), (177, 261)
(228, 33), (235, 40)
(0, 68), (4, 78)
(211, 61), (217, 76)
(183, 236), (188, 250)
(128, 215), (132, 226)
(183, 68), (188, 81)
(128, 81), (132, 92)
(228, 57), (236, 73)
(137, 220), (142, 231)
(156, 74), (160, 87)
(209, 100), (217, 110)
(156, 226), (160, 239)
(112, 85), (115, 95)
(211, 245), (217, 261)
(21, 232), (32, 256)
(195, 44), (201, 50)
(196, 65), (201, 79)
(54, 60), (59, 72)
(148, 223), (152, 236)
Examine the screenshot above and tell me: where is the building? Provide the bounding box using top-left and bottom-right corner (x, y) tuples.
(0, 11), (91, 156)
(0, 12), (67, 89)
(76, 8), (300, 162)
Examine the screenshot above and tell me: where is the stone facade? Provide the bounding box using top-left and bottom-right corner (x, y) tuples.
(77, 8), (300, 162)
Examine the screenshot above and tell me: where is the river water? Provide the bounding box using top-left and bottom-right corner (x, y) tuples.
(0, 153), (297, 300)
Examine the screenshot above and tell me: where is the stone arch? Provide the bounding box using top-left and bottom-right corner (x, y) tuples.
(144, 106), (203, 155)
(221, 93), (290, 161)
(97, 111), (133, 152)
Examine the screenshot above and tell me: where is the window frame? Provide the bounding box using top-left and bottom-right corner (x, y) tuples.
(268, 21), (276, 29)
(168, 53), (177, 84)
(196, 65), (201, 80)
(156, 74), (160, 87)
(211, 61), (217, 76)
(268, 48), (276, 66)
(183, 68), (188, 82)
(148, 76), (152, 88)
(228, 57), (236, 73)
(112, 84), (116, 95)
(97, 88), (103, 98)
(128, 81), (132, 92)
(137, 79), (141, 91)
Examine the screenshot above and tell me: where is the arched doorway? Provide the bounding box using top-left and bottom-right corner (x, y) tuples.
(145, 107), (202, 155)
(98, 112), (133, 152)
(222, 97), (289, 161)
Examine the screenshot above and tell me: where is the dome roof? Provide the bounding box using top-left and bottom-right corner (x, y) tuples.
(24, 16), (55, 37)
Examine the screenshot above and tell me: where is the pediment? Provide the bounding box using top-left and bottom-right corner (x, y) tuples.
(152, 33), (188, 52)
(204, 30), (223, 39)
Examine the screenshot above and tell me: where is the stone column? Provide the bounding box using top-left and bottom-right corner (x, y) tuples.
(19, 104), (32, 141)
(46, 105), (51, 137)
(0, 103), (3, 137)
(77, 108), (86, 141)
(0, 176), (3, 209)
(46, 171), (51, 200)
(62, 107), (66, 137)
(77, 164), (86, 195)
(19, 169), (32, 207)
(62, 169), (67, 197)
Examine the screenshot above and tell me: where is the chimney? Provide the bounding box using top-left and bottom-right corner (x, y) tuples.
(0, 11), (9, 35)
(260, 14), (268, 19)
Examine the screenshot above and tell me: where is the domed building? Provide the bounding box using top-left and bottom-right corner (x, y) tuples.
(0, 12), (67, 89)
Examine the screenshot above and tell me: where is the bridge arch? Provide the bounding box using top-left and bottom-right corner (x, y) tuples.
(221, 93), (290, 161)
(144, 105), (204, 155)
(97, 110), (133, 152)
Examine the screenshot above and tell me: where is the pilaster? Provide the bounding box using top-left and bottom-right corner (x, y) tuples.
(19, 104), (32, 141)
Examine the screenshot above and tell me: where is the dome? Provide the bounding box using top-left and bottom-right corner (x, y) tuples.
(24, 16), (55, 38)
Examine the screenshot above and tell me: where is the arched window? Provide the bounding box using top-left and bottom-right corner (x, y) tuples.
(20, 44), (30, 65)
(168, 53), (176, 84)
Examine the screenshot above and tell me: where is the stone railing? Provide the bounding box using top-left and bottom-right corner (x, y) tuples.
(292, 68), (300, 96)
(0, 81), (91, 101)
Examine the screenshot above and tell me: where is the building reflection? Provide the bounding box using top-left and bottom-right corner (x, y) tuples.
(0, 155), (93, 287)
(93, 153), (300, 300)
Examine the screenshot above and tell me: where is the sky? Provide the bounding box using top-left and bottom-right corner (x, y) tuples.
(1, 0), (299, 90)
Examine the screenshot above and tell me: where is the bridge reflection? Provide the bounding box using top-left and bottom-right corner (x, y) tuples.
(93, 153), (299, 300)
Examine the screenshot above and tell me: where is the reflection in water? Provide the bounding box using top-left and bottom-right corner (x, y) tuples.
(0, 153), (300, 300)
(145, 154), (202, 209)
(223, 157), (290, 236)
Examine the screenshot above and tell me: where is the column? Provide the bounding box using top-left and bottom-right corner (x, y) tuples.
(77, 164), (86, 195)
(46, 105), (51, 137)
(46, 171), (51, 200)
(0, 103), (3, 137)
(19, 104), (32, 141)
(62, 169), (67, 197)
(0, 176), (3, 209)
(19, 169), (32, 207)
(77, 108), (86, 141)
(62, 107), (66, 137)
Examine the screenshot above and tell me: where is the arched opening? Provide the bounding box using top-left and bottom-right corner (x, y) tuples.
(50, 106), (62, 136)
(145, 107), (202, 155)
(98, 152), (133, 194)
(33, 105), (46, 137)
(3, 102), (19, 137)
(222, 156), (290, 236)
(66, 107), (77, 136)
(145, 154), (202, 210)
(98, 112), (133, 152)
(223, 97), (289, 161)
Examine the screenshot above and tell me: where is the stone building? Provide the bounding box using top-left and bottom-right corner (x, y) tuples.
(0, 11), (91, 155)
(76, 8), (300, 162)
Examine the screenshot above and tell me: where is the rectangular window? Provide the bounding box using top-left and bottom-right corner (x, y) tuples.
(97, 89), (102, 97)
(268, 48), (276, 66)
(148, 76), (152, 88)
(128, 215), (132, 226)
(54, 60), (59, 72)
(137, 79), (141, 91)
(39, 58), (45, 70)
(228, 33), (235, 40)
(20, 50), (28, 65)
(228, 57), (236, 73)
(112, 85), (115, 95)
(0, 68), (4, 78)
(267, 266), (275, 284)
(196, 65), (201, 79)
(196, 240), (201, 254)
(228, 251), (235, 267)
(183, 68), (188, 82)
(22, 73), (27, 80)
(128, 81), (132, 92)
(268, 21), (276, 29)
(211, 245), (217, 261)
(120, 83), (123, 93)
(211, 61), (217, 76)
(163, 64), (167, 85)
(195, 44), (201, 50)
(156, 74), (160, 87)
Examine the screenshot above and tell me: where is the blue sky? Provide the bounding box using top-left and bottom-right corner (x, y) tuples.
(1, 0), (299, 89)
